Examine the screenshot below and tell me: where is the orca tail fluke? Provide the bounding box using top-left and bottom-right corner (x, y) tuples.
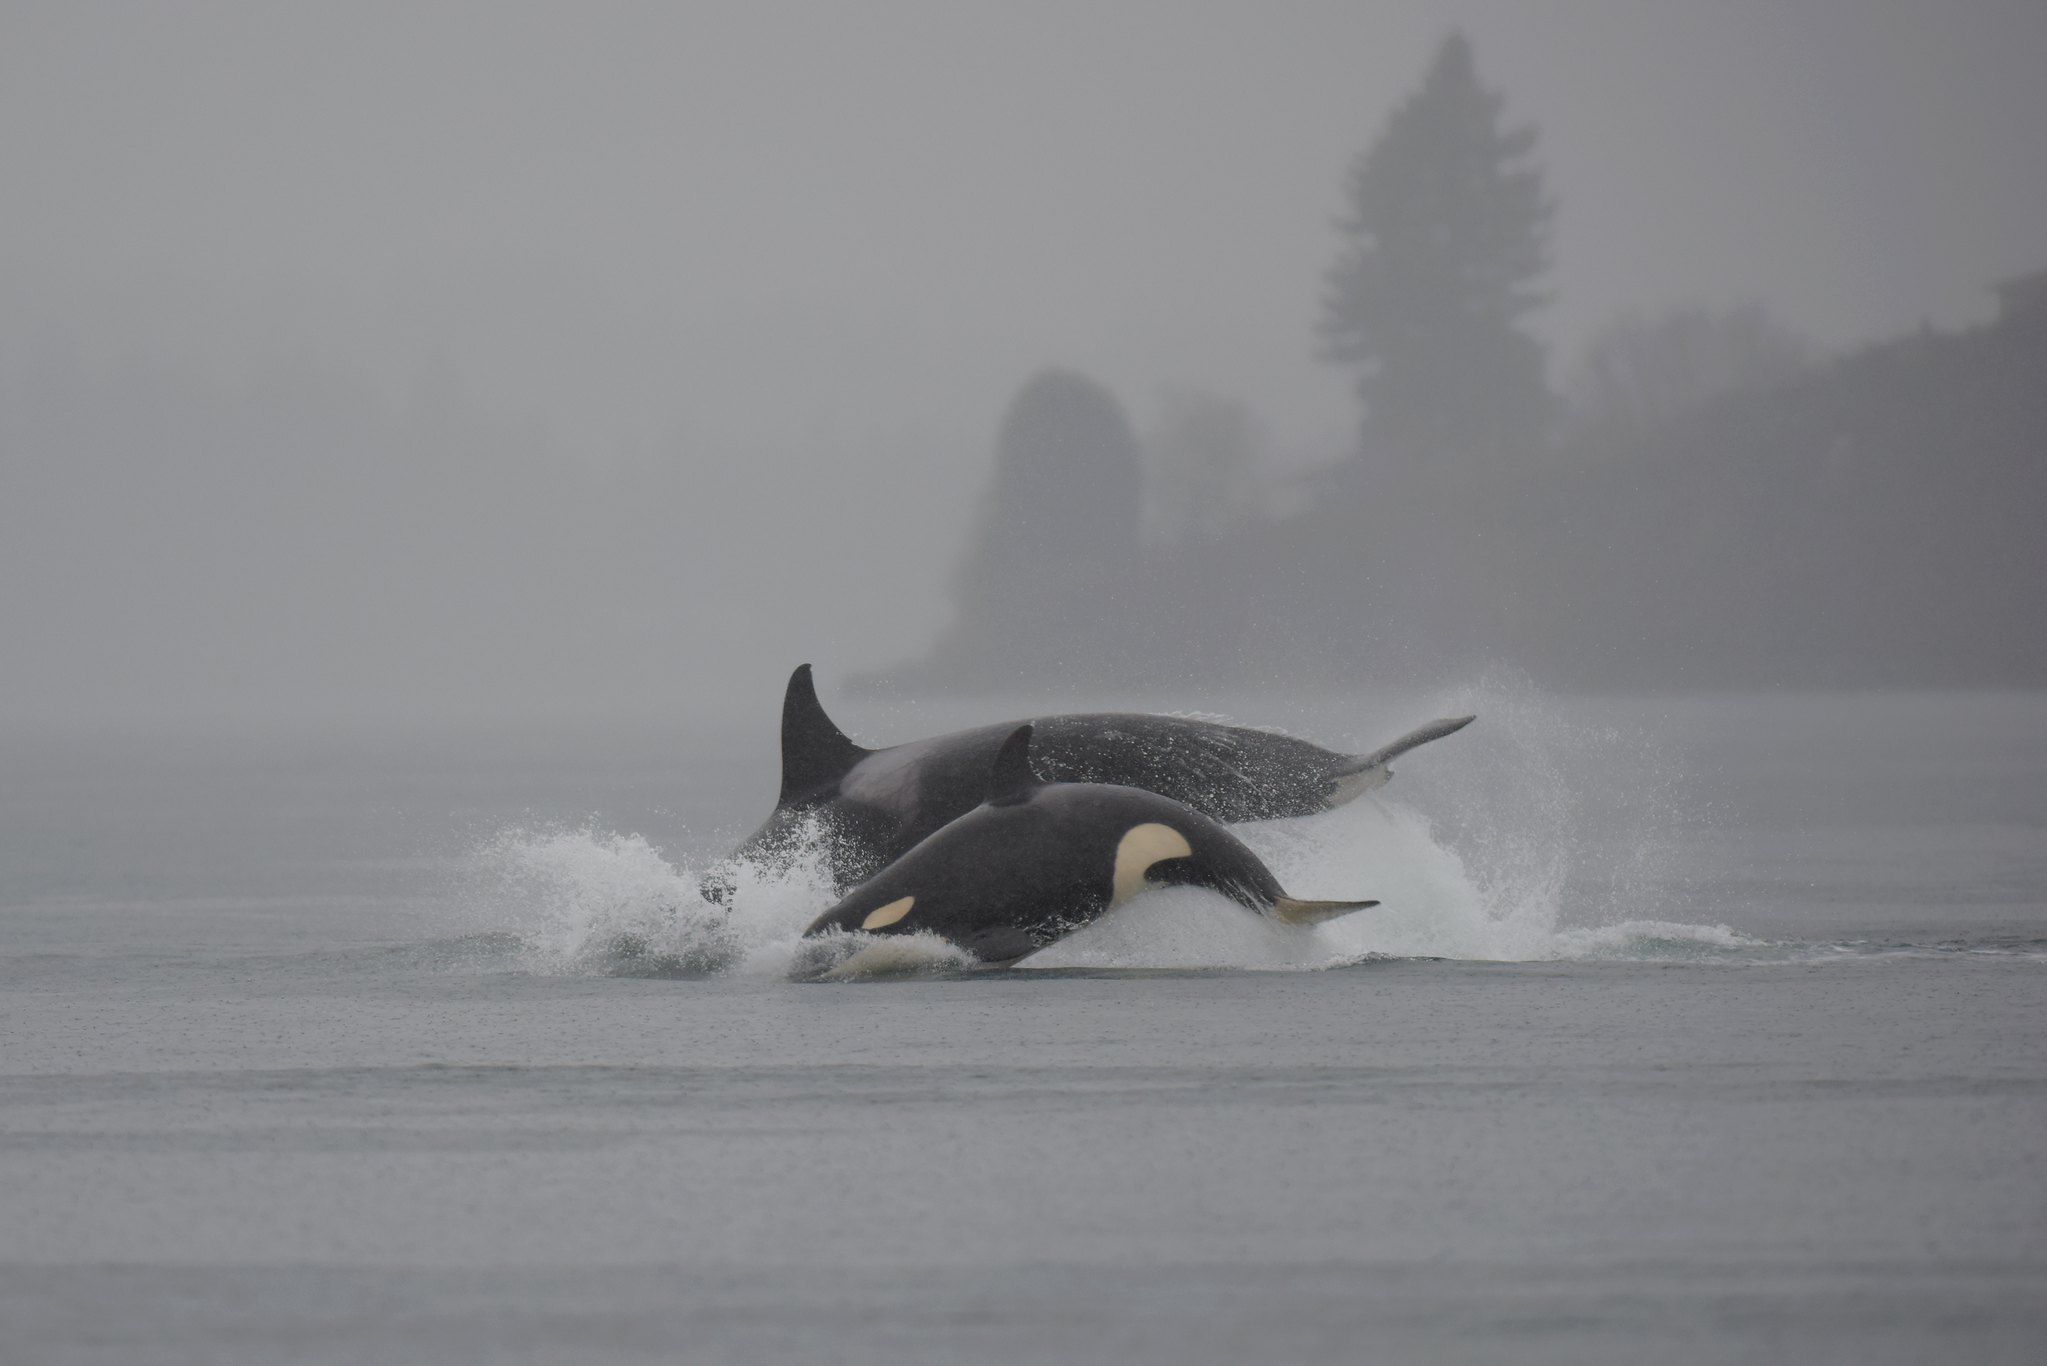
(1323, 714), (1476, 805)
(1269, 896), (1379, 926)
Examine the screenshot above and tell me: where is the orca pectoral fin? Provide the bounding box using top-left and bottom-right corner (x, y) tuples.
(1325, 714), (1476, 805)
(1269, 896), (1379, 926)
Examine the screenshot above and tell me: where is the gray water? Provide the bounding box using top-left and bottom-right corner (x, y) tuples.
(3, 690), (2044, 1364)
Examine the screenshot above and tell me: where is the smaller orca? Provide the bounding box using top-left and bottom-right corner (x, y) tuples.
(720, 664), (1473, 896)
(794, 724), (1378, 975)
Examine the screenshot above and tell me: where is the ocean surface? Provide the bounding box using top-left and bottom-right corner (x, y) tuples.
(3, 688), (2043, 1364)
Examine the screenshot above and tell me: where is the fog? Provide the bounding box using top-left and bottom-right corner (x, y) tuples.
(4, 1), (2044, 722)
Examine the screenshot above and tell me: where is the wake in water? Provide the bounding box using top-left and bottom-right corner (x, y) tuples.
(456, 683), (1771, 978)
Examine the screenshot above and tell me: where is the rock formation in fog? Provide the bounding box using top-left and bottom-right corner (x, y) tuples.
(888, 369), (1146, 689)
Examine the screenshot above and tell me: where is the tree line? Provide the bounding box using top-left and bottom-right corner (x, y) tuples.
(889, 31), (2046, 693)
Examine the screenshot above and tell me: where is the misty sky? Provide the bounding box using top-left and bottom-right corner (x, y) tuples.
(4, 1), (2044, 718)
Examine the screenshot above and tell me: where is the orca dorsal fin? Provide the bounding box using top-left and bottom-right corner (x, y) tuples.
(778, 664), (868, 804)
(987, 723), (1042, 804)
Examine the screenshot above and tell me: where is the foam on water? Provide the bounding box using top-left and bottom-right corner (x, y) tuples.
(457, 683), (1773, 976)
(464, 824), (797, 976)
(462, 813), (971, 978)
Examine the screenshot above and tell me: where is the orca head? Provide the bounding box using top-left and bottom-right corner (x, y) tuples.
(729, 800), (823, 867)
(1102, 809), (1272, 913)
(723, 791), (896, 900)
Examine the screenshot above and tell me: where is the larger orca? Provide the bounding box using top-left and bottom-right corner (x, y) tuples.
(720, 664), (1472, 895)
(793, 723), (1378, 977)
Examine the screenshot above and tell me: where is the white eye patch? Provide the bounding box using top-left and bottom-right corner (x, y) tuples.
(860, 896), (915, 930)
(1110, 823), (1194, 905)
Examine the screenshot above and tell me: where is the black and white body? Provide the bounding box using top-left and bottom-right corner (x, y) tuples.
(795, 724), (1378, 973)
(727, 664), (1473, 894)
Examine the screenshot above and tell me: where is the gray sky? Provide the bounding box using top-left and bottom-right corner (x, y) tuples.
(4, 1), (2044, 717)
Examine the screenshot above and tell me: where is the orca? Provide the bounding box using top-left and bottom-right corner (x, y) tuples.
(793, 724), (1378, 975)
(719, 664), (1473, 895)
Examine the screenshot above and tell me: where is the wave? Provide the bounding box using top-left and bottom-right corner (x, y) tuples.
(450, 683), (2040, 978)
(460, 822), (818, 977)
(450, 684), (1751, 976)
(452, 804), (1769, 978)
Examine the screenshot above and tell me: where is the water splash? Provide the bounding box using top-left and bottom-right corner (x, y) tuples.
(788, 928), (979, 981)
(465, 822), (819, 977)
(458, 683), (1754, 977)
(461, 806), (1749, 978)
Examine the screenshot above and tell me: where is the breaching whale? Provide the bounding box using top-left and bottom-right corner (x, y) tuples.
(794, 724), (1379, 975)
(722, 664), (1473, 894)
